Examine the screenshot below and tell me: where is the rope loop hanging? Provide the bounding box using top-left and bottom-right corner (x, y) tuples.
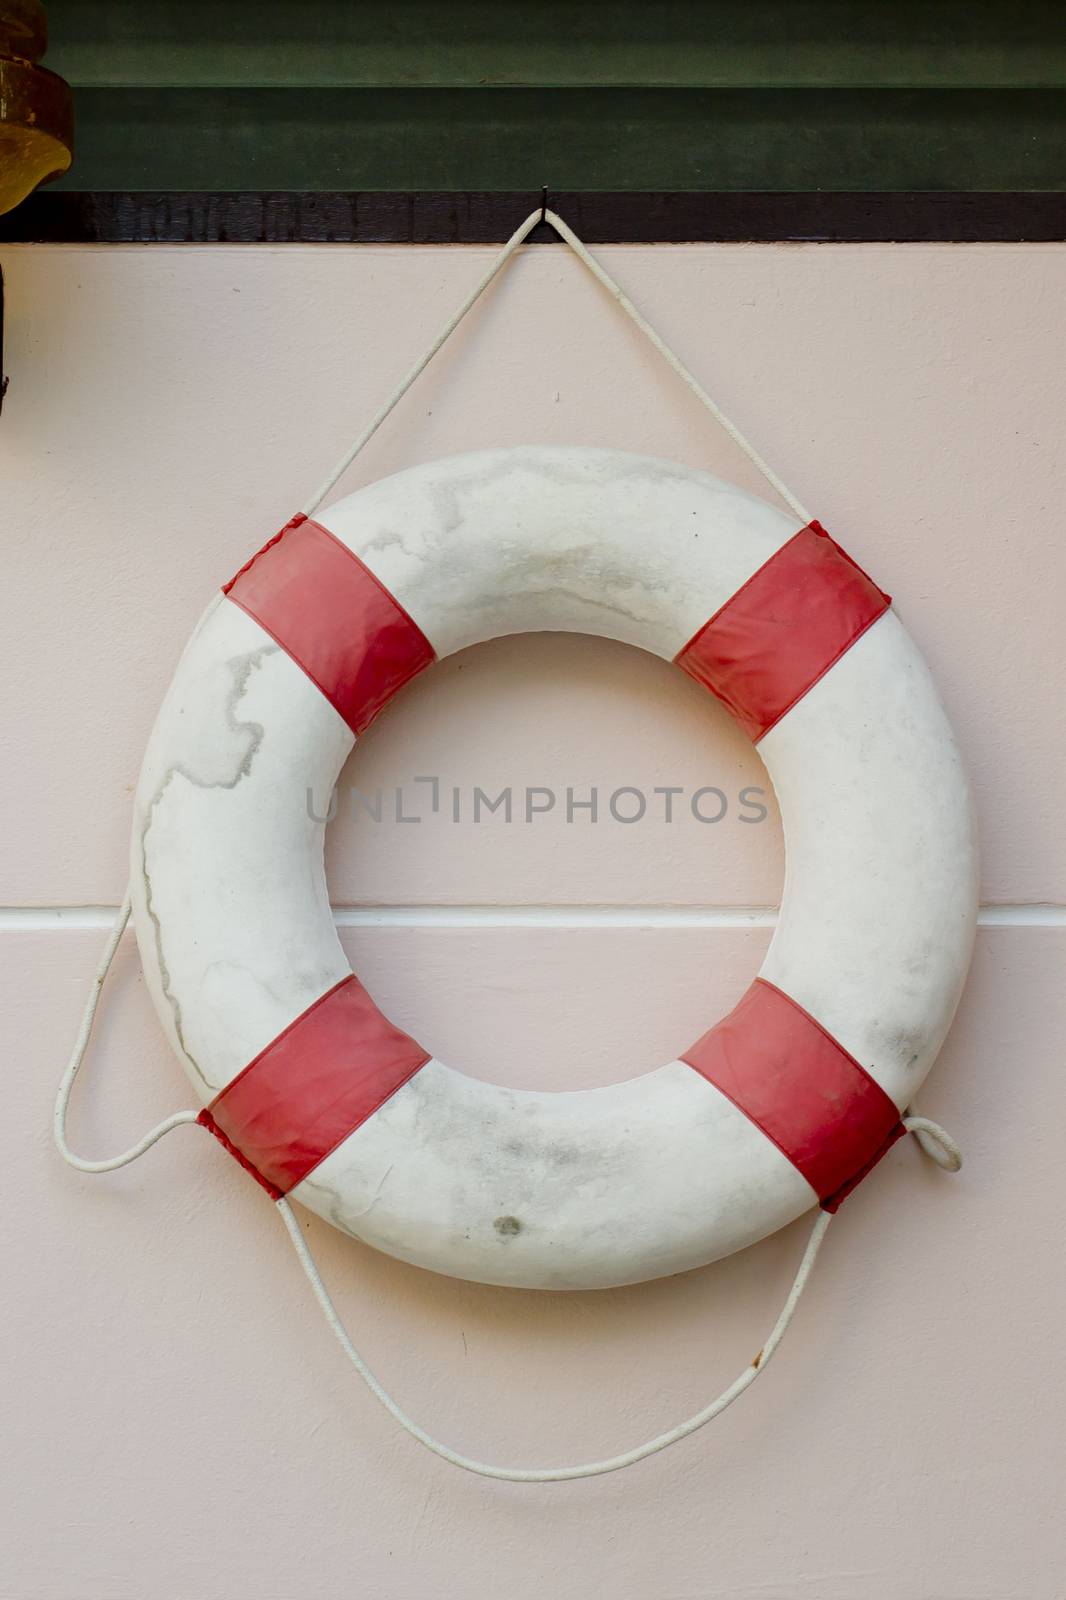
(302, 206), (813, 524)
(55, 906), (961, 1480)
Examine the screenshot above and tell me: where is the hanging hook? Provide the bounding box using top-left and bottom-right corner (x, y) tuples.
(539, 186), (549, 225)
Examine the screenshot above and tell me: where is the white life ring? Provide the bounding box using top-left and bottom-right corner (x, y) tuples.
(131, 445), (977, 1291)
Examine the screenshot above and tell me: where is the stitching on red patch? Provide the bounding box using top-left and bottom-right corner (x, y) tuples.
(820, 1121), (907, 1212)
(811, 522), (891, 605)
(196, 1108), (283, 1200)
(222, 513), (307, 596)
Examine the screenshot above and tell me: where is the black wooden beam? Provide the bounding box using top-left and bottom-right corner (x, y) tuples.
(2, 191), (1065, 244)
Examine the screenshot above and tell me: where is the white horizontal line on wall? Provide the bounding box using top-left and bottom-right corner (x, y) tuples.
(346, 905), (779, 928)
(1, 904), (1064, 931)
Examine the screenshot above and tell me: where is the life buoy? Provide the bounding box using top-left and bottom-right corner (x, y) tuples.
(130, 445), (977, 1290)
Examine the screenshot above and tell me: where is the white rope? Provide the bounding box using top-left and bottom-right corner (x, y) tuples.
(53, 894), (199, 1172)
(302, 207), (544, 516)
(275, 1106), (961, 1482)
(277, 1196), (831, 1482)
(903, 1108), (963, 1172)
(303, 205), (813, 524)
(542, 210), (813, 523)
(51, 203), (960, 1480)
(51, 874), (963, 1482)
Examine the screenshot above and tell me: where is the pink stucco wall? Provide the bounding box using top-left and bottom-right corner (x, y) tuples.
(3, 240), (1064, 1598)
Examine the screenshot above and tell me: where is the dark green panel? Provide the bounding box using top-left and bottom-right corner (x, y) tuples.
(51, 87), (1066, 193)
(44, 0), (1066, 88)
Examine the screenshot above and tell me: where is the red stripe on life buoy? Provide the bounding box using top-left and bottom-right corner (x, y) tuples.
(198, 975), (431, 1197)
(674, 522), (890, 742)
(682, 978), (904, 1210)
(224, 514), (435, 736)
